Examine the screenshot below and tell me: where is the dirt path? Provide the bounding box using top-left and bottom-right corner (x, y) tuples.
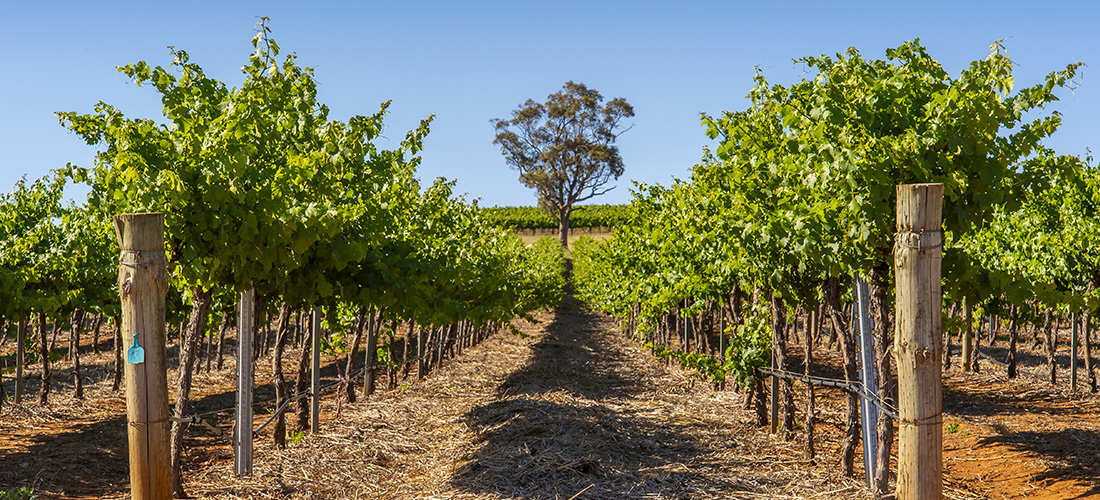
(180, 293), (863, 499)
(940, 371), (1100, 499)
(4, 294), (1099, 499)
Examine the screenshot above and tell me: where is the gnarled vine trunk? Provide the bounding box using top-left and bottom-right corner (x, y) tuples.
(170, 286), (212, 498)
(271, 302), (292, 449)
(868, 264), (894, 497)
(71, 309), (84, 399)
(295, 310), (314, 431)
(770, 294), (794, 441)
(825, 277), (859, 476)
(38, 312), (49, 405)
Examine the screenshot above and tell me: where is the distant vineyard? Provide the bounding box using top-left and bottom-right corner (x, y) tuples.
(480, 204), (630, 230)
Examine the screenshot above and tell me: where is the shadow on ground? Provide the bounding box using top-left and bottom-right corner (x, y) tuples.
(977, 427), (1100, 499)
(0, 410), (129, 499)
(450, 292), (755, 499)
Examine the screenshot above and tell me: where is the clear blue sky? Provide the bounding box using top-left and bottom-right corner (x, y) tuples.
(2, 1), (1097, 207)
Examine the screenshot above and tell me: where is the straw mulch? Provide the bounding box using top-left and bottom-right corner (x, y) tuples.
(6, 294), (1100, 499)
(177, 292), (868, 500)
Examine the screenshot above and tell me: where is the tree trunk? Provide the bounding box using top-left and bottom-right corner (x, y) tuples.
(417, 320), (426, 379)
(71, 309), (84, 399)
(38, 312), (50, 405)
(972, 314), (984, 373)
(16, 318), (25, 404)
(1044, 310), (1057, 385)
(92, 313), (104, 355)
(387, 321), (397, 390)
(804, 305), (815, 461)
(771, 294), (794, 441)
(112, 316), (122, 391)
(271, 302), (292, 449)
(402, 321), (414, 379)
(343, 308), (368, 403)
(1085, 313), (1096, 393)
(730, 284), (743, 326)
(49, 314), (60, 353)
(363, 311), (380, 397)
(825, 277), (860, 476)
(202, 318), (213, 373)
(988, 312), (998, 347)
(170, 286), (212, 498)
(252, 294), (266, 362)
(942, 303), (953, 372)
(294, 310), (314, 431)
(868, 264), (894, 498)
(216, 307), (233, 371)
(557, 205), (571, 249)
(961, 298), (973, 372)
(1007, 303), (1019, 379)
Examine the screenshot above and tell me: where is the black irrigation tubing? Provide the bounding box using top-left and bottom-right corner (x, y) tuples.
(757, 367), (900, 421)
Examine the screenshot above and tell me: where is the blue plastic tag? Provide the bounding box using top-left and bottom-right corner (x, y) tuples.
(127, 334), (145, 364)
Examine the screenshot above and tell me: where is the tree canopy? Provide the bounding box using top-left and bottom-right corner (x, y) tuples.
(492, 81), (634, 247)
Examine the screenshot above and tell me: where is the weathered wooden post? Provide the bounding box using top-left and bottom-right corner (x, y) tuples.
(115, 213), (171, 500)
(235, 288), (255, 476)
(893, 184), (944, 500)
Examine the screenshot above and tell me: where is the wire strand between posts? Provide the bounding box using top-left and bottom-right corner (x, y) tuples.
(894, 229), (943, 252)
(119, 250), (166, 268)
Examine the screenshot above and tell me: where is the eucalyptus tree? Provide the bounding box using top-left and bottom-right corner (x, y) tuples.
(493, 81), (634, 247)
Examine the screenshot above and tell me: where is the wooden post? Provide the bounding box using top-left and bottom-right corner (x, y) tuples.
(961, 297), (973, 372)
(235, 288), (254, 476)
(115, 213), (171, 500)
(893, 183), (944, 500)
(311, 306), (321, 434)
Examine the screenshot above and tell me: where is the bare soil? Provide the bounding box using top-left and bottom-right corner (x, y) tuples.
(1, 298), (1099, 499)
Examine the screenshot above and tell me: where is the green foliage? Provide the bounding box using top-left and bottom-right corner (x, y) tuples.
(0, 172), (107, 325)
(958, 155), (1100, 314)
(573, 39), (1083, 385)
(481, 204), (631, 230)
(0, 487), (38, 500)
(724, 302), (772, 389)
(52, 20), (567, 341)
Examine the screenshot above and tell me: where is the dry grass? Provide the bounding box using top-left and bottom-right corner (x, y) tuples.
(169, 292), (868, 499)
